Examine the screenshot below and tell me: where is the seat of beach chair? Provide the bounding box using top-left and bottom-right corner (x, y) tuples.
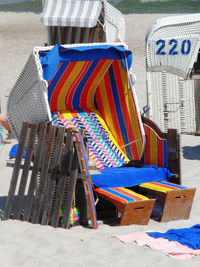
(51, 109), (196, 223)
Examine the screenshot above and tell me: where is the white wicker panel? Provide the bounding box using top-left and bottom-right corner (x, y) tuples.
(103, 1), (125, 42)
(146, 14), (199, 134)
(147, 71), (196, 134)
(147, 36), (200, 79)
(7, 52), (50, 140)
(146, 14), (200, 79)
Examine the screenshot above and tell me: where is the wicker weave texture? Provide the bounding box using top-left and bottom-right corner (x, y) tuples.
(7, 52), (50, 140)
(147, 71), (196, 134)
(146, 14), (200, 79)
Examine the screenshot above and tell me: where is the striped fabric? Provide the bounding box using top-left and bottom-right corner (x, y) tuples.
(95, 60), (144, 160)
(143, 124), (168, 168)
(94, 187), (149, 204)
(139, 181), (187, 193)
(41, 0), (102, 27)
(52, 110), (127, 169)
(48, 57), (145, 161)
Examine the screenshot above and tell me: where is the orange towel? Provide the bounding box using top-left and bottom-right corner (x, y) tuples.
(0, 114), (11, 132)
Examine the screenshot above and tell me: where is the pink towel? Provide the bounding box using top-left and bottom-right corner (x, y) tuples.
(115, 232), (200, 259)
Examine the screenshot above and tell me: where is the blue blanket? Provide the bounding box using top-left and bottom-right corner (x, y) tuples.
(91, 165), (173, 188)
(147, 224), (200, 249)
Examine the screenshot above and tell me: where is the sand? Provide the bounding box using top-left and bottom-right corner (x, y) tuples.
(0, 12), (200, 267)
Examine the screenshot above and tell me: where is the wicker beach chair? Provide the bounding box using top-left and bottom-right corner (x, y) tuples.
(41, 0), (125, 45)
(7, 43), (195, 224)
(146, 13), (200, 134)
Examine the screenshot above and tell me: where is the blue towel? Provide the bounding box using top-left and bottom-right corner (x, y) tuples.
(147, 224), (200, 250)
(9, 144), (26, 159)
(91, 165), (173, 188)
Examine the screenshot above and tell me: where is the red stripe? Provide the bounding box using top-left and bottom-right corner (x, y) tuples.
(57, 112), (65, 120)
(95, 85), (106, 119)
(101, 72), (126, 153)
(50, 62), (77, 111)
(95, 188), (127, 204)
(156, 135), (164, 167)
(112, 187), (144, 201)
(144, 125), (151, 165)
(112, 61), (139, 159)
(80, 59), (107, 107)
(65, 61), (92, 109)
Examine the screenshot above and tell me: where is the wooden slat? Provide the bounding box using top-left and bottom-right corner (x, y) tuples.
(71, 27), (78, 44)
(51, 129), (73, 227)
(88, 28), (94, 43)
(74, 131), (98, 229)
(4, 122), (30, 219)
(13, 123), (38, 219)
(97, 24), (103, 42)
(52, 26), (58, 45)
(61, 145), (79, 229)
(79, 27), (86, 43)
(22, 124), (47, 222)
(61, 27), (67, 44)
(41, 127), (65, 225)
(31, 125), (56, 224)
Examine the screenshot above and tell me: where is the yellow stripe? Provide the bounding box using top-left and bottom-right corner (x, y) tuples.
(139, 183), (172, 193)
(94, 112), (129, 162)
(57, 61), (86, 110)
(150, 128), (157, 165)
(120, 187), (149, 200)
(87, 59), (113, 108)
(62, 112), (73, 119)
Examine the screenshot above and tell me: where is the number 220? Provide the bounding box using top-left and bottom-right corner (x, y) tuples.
(156, 39), (191, 56)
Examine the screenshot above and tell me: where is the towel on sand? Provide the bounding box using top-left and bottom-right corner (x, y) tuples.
(115, 232), (200, 259)
(148, 224), (200, 250)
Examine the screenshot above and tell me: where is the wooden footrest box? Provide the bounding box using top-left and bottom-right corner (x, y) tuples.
(94, 187), (155, 226)
(138, 181), (196, 222)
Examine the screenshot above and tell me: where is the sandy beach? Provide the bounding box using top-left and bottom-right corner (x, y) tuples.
(1, 12), (200, 266)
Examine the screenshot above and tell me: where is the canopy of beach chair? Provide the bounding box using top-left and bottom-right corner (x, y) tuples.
(7, 43), (145, 161)
(41, 0), (125, 44)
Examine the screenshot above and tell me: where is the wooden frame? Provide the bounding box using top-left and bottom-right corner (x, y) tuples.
(142, 116), (181, 184)
(138, 117), (195, 222)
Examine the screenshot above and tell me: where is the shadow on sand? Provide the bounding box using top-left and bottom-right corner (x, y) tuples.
(182, 145), (200, 160)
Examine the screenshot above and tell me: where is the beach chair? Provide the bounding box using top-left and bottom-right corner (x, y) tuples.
(7, 43), (195, 224)
(146, 13), (200, 134)
(41, 0), (125, 45)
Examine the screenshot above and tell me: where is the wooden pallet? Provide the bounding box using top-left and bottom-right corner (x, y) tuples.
(3, 122), (97, 229)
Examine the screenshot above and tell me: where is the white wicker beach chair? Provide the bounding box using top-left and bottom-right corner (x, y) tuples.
(41, 0), (125, 45)
(146, 13), (200, 134)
